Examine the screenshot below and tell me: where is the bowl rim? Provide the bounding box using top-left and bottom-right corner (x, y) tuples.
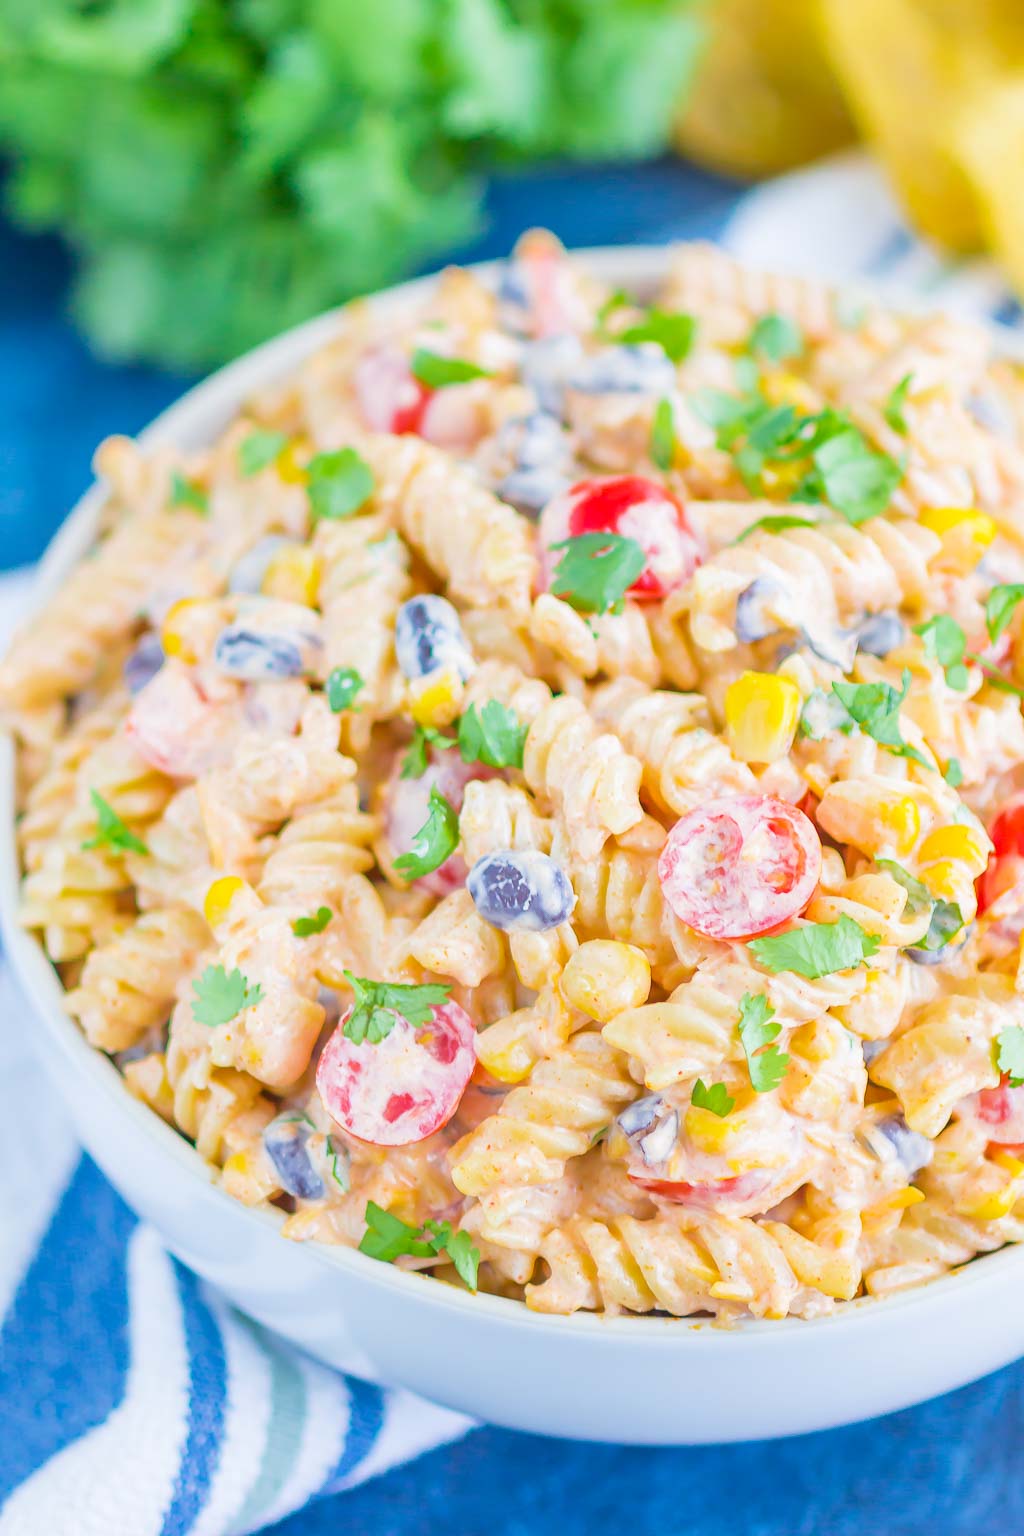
(4, 241), (1024, 1343)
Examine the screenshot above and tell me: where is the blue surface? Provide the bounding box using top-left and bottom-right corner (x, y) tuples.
(8, 156), (1010, 1535)
(0, 156), (740, 570)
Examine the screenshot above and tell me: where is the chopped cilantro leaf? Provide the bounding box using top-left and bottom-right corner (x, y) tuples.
(810, 428), (901, 525)
(239, 429), (288, 476)
(596, 288), (633, 328)
(457, 701), (527, 769)
(650, 396), (676, 472)
(690, 1079), (735, 1117)
(170, 471), (208, 514)
(749, 312), (803, 365)
(618, 306), (696, 362)
(874, 859), (931, 916)
(736, 993), (789, 1093)
(400, 724), (456, 779)
(326, 667), (365, 713)
(342, 972), (451, 1045)
(307, 447), (374, 520)
(875, 860), (964, 952)
(82, 790), (149, 856)
(997, 1027), (1024, 1088)
(410, 349), (492, 388)
(292, 906), (332, 937)
(831, 671), (931, 769)
(550, 532), (646, 616)
(735, 513), (817, 544)
(326, 1136), (350, 1191)
(191, 964), (264, 1027)
(914, 615), (969, 690)
(747, 915), (880, 979)
(944, 758), (964, 788)
(393, 785), (459, 881)
(986, 584), (1024, 644)
(883, 372), (914, 435)
(358, 1201), (479, 1290)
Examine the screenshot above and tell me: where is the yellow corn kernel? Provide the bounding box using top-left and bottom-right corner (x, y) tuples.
(160, 597), (205, 663)
(918, 824), (989, 871)
(761, 370), (819, 411)
(860, 1185), (925, 1234)
(409, 666), (464, 729)
(724, 671), (801, 764)
(877, 794), (922, 857)
(276, 441), (309, 485)
(991, 1149), (1024, 1179)
(473, 1029), (533, 1085)
(920, 507), (997, 574)
(560, 941), (651, 1023)
(203, 875), (246, 929)
(261, 543), (320, 606)
(683, 1104), (735, 1155)
(821, 782), (921, 859)
(918, 860), (964, 902)
(959, 1181), (1024, 1223)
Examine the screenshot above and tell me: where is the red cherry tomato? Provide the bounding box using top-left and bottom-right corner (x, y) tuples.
(539, 476), (701, 602)
(977, 793), (1024, 914)
(972, 1079), (1024, 1143)
(658, 795), (822, 941)
(317, 999), (476, 1147)
(126, 664), (240, 780)
(355, 346), (432, 435)
(385, 754), (494, 896)
(630, 1169), (774, 1210)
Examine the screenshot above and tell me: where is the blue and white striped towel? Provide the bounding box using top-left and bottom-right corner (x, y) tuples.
(1, 153), (1021, 1535)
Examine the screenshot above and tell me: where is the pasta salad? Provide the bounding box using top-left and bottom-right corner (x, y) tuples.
(7, 232), (1024, 1322)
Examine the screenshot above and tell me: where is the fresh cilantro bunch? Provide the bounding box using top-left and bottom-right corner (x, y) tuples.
(0, 0), (703, 368)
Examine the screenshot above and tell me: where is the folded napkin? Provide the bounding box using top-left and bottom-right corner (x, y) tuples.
(1, 155), (1020, 1536)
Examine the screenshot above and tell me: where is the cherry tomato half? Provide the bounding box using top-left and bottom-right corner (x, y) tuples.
(317, 998), (476, 1146)
(385, 754), (494, 896)
(539, 475), (701, 602)
(972, 1079), (1024, 1143)
(630, 1169), (774, 1210)
(355, 346), (432, 436)
(977, 793), (1024, 914)
(658, 795), (822, 941)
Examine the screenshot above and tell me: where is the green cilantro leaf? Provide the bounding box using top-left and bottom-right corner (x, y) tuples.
(457, 701), (527, 769)
(307, 448), (374, 520)
(550, 532), (646, 616)
(650, 396), (676, 472)
(874, 859), (932, 916)
(963, 655), (1024, 698)
(996, 1027), (1024, 1088)
(944, 758), (964, 788)
(619, 306), (696, 362)
(986, 584), (1024, 644)
(735, 513), (817, 544)
(393, 786), (459, 881)
(292, 905), (332, 937)
(191, 964), (264, 1027)
(358, 1202), (479, 1290)
(326, 1135), (350, 1192)
(400, 724), (456, 779)
(914, 614), (969, 690)
(595, 288), (633, 329)
(736, 993), (789, 1093)
(326, 667), (365, 713)
(747, 915), (881, 979)
(342, 971), (451, 1044)
(690, 1079), (735, 1117)
(82, 790), (149, 856)
(883, 372), (914, 435)
(239, 429), (288, 476)
(810, 428), (901, 525)
(170, 471), (208, 514)
(410, 349), (492, 388)
(831, 670), (931, 768)
(875, 860), (964, 952)
(749, 312), (802, 365)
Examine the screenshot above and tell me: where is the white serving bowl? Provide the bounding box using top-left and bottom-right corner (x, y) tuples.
(4, 249), (1024, 1445)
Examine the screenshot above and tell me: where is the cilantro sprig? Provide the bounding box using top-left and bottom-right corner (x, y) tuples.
(735, 513), (817, 544)
(170, 471), (208, 514)
(393, 786), (459, 881)
(875, 860), (963, 953)
(307, 448), (374, 520)
(830, 671), (931, 769)
(326, 667), (365, 714)
(400, 725), (457, 779)
(650, 396), (676, 472)
(239, 429), (288, 476)
(292, 906), (332, 937)
(191, 965), (264, 1027)
(401, 701), (527, 778)
(996, 1027), (1024, 1089)
(410, 349), (492, 388)
(736, 994), (789, 1093)
(747, 916), (880, 980)
(883, 373), (913, 435)
(914, 615), (969, 690)
(550, 532), (646, 616)
(82, 790), (149, 857)
(342, 973), (452, 1045)
(748, 312), (802, 365)
(690, 1079), (734, 1117)
(359, 1201), (479, 1291)
(618, 306), (696, 363)
(986, 584), (1024, 644)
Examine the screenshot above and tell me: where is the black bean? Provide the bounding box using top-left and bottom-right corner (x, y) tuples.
(123, 633), (165, 695)
(520, 335), (584, 416)
(467, 849), (576, 932)
(568, 344), (675, 397)
(394, 594), (474, 682)
(856, 611), (905, 658)
(229, 536), (290, 595)
(870, 1113), (934, 1177)
(263, 1115), (325, 1200)
(734, 577), (784, 643)
(213, 626), (306, 680)
(617, 1094), (665, 1137)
